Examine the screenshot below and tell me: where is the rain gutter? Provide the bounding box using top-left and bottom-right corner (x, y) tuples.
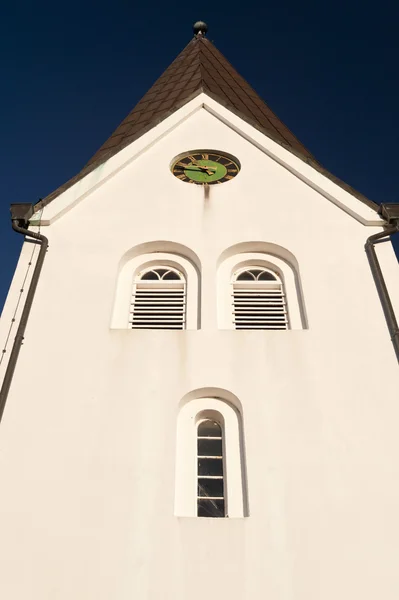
(365, 203), (399, 362)
(0, 204), (48, 424)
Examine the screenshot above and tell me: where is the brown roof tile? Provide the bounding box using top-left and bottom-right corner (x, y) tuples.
(35, 33), (378, 212)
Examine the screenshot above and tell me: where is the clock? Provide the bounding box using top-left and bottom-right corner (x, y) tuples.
(171, 150), (240, 185)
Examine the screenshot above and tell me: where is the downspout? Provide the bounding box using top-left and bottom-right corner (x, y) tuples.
(365, 203), (399, 363)
(0, 204), (48, 424)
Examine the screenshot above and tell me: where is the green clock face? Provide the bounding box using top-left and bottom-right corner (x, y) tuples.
(171, 151), (240, 185)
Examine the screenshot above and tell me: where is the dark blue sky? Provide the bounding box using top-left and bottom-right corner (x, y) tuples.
(1, 1), (398, 311)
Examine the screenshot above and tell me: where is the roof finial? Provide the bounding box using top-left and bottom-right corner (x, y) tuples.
(193, 21), (208, 37)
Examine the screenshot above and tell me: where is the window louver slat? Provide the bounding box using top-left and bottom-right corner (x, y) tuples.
(130, 268), (186, 329)
(232, 267), (288, 330)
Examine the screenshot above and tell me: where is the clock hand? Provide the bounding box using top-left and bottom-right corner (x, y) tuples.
(177, 165), (216, 176)
(197, 167), (215, 176)
(185, 167), (214, 174)
(192, 167), (215, 176)
(189, 158), (216, 175)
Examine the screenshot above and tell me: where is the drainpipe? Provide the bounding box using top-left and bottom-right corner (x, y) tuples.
(0, 204), (48, 424)
(365, 203), (399, 362)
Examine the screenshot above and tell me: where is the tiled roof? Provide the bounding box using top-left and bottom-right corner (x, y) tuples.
(35, 34), (378, 212)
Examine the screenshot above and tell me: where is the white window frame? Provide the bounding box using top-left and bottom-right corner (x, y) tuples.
(175, 397), (247, 518)
(232, 266), (288, 330)
(218, 252), (304, 330)
(197, 416), (225, 517)
(130, 266), (186, 329)
(111, 252), (199, 329)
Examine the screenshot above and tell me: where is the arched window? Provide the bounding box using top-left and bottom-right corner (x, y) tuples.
(217, 245), (307, 330)
(197, 419), (225, 517)
(232, 266), (288, 330)
(175, 393), (248, 518)
(111, 247), (200, 330)
(130, 267), (186, 329)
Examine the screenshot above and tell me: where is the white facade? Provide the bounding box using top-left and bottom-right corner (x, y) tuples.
(0, 93), (399, 600)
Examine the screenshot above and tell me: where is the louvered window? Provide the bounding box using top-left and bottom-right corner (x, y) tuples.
(130, 267), (186, 329)
(232, 267), (288, 330)
(197, 419), (225, 518)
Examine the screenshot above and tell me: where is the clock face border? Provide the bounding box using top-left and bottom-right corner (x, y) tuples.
(170, 150), (241, 185)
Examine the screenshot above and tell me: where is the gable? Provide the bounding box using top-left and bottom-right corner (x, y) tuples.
(31, 34), (379, 219)
(30, 94), (382, 227)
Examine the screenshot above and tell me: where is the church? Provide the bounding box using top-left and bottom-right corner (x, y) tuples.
(1, 20), (399, 600)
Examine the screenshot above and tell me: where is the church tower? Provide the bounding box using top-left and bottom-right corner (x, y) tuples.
(1, 22), (399, 600)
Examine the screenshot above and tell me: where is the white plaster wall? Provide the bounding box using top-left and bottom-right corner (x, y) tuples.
(0, 106), (398, 600)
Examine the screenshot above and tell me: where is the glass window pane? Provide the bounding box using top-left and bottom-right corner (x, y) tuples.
(198, 478), (224, 498)
(236, 270), (255, 281)
(163, 270), (181, 280)
(141, 270), (159, 280)
(198, 458), (223, 476)
(198, 438), (222, 456)
(258, 271), (276, 281)
(198, 420), (222, 437)
(197, 499), (225, 518)
(154, 269), (168, 277)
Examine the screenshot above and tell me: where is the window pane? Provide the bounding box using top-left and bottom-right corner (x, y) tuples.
(198, 420), (222, 437)
(154, 269), (168, 277)
(163, 270), (181, 280)
(141, 270), (159, 280)
(258, 270), (276, 281)
(198, 478), (224, 498)
(198, 438), (222, 456)
(198, 458), (223, 476)
(236, 271), (255, 281)
(198, 499), (225, 518)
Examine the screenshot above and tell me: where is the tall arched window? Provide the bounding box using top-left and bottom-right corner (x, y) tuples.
(175, 393), (248, 518)
(197, 418), (225, 517)
(130, 267), (186, 329)
(232, 266), (288, 329)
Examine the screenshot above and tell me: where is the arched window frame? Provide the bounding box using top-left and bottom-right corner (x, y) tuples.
(197, 416), (225, 517)
(111, 252), (199, 329)
(131, 266), (186, 329)
(218, 252), (304, 330)
(231, 265), (288, 330)
(175, 396), (247, 518)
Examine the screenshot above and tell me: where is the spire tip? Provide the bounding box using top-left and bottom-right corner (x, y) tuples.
(193, 21), (208, 37)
